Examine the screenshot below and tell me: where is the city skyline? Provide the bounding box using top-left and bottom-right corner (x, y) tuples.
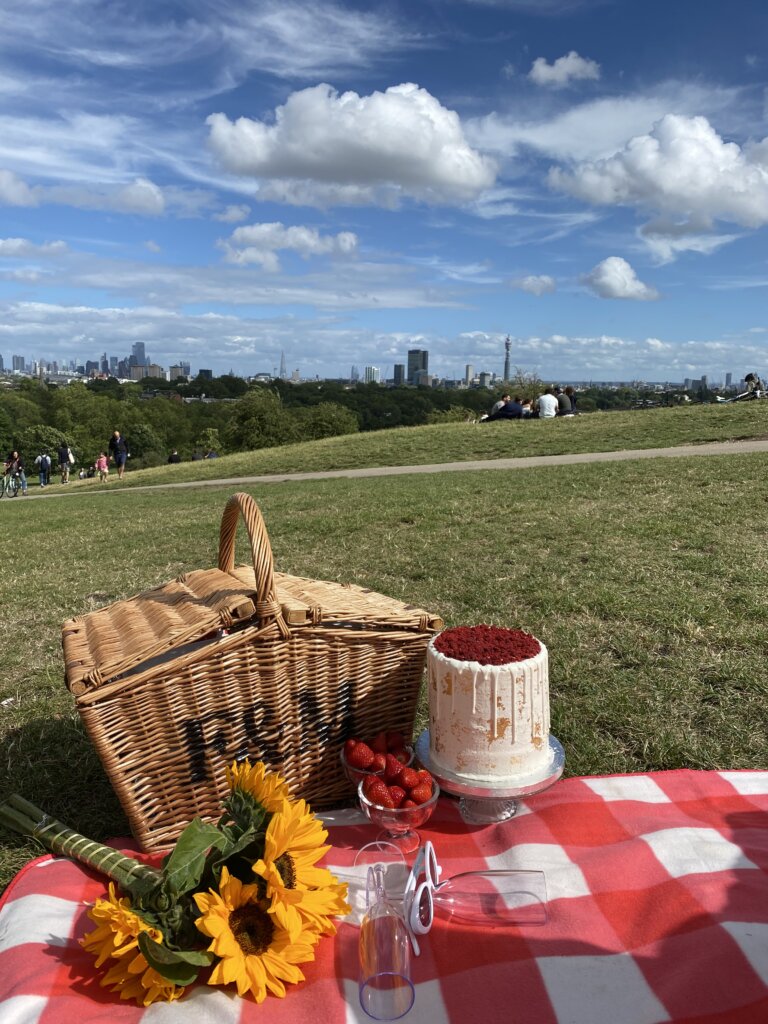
(0, 1), (766, 381)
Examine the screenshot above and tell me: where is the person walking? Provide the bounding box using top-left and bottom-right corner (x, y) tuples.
(108, 430), (129, 479)
(34, 451), (51, 487)
(95, 452), (109, 482)
(57, 442), (73, 483)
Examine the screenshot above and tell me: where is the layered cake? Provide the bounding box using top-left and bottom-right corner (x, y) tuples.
(427, 625), (551, 782)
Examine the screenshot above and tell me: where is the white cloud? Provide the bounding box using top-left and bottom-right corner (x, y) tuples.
(113, 177), (165, 215)
(144, 240), (161, 253)
(0, 0), (416, 91)
(511, 274), (556, 295)
(207, 83), (497, 207)
(466, 83), (741, 163)
(0, 237), (66, 257)
(582, 257), (659, 300)
(639, 219), (741, 263)
(218, 222), (358, 272)
(0, 168), (38, 205)
(529, 51), (600, 89)
(550, 115), (768, 230)
(215, 204), (251, 223)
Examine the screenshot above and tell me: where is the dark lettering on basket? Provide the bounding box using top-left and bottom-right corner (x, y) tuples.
(184, 711), (237, 782)
(183, 704), (281, 783)
(238, 702), (280, 766)
(298, 679), (357, 751)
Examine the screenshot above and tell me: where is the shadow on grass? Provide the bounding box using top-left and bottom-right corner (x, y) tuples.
(1, 713), (128, 850)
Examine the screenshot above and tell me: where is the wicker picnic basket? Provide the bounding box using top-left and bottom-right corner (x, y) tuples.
(62, 492), (442, 852)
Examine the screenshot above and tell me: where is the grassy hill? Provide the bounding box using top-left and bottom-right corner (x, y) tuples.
(50, 398), (768, 492)
(1, 402), (767, 890)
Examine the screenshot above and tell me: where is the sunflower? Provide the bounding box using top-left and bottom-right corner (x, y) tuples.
(226, 759), (293, 813)
(252, 798), (350, 939)
(81, 883), (185, 1006)
(194, 866), (317, 1002)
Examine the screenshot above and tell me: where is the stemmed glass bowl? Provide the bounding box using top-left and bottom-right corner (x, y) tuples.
(358, 778), (440, 854)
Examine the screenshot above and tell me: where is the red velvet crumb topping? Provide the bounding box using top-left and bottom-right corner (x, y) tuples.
(433, 624), (540, 665)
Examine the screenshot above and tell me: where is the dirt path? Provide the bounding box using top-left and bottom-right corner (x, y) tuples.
(11, 437), (768, 501)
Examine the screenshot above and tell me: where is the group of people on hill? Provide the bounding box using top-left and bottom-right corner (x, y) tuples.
(3, 430), (130, 493)
(480, 385), (578, 422)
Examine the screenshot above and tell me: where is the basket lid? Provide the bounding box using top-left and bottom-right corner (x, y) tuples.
(63, 493), (442, 695)
(63, 566), (442, 695)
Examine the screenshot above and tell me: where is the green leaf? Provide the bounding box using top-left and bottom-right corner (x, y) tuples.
(137, 932), (213, 986)
(162, 818), (230, 896)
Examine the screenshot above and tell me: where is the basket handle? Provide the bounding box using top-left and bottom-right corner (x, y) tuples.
(218, 492), (290, 637)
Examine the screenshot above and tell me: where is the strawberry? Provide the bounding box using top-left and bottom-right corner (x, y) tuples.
(388, 785), (406, 808)
(362, 775), (382, 799)
(409, 782), (433, 805)
(395, 766), (419, 790)
(371, 731), (389, 754)
(370, 752), (387, 774)
(344, 738), (359, 757)
(384, 753), (403, 782)
(391, 747), (411, 765)
(415, 770), (433, 787)
(401, 798), (418, 808)
(386, 730), (405, 750)
(364, 779), (391, 806)
(346, 742), (375, 770)
(369, 785), (396, 809)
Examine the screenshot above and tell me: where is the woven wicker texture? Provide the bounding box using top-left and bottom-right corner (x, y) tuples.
(63, 492), (442, 851)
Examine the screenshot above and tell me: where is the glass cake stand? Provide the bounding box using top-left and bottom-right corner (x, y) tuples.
(415, 731), (565, 825)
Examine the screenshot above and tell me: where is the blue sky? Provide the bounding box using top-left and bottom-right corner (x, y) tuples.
(0, 0), (767, 382)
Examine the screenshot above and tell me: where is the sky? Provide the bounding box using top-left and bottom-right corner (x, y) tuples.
(1, 0), (767, 383)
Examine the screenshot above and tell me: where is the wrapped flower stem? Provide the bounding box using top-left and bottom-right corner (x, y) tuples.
(0, 792), (162, 901)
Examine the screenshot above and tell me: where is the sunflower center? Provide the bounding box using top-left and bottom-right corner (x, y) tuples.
(229, 904), (275, 956)
(275, 852), (297, 888)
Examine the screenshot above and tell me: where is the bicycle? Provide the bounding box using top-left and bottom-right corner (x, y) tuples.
(0, 471), (21, 498)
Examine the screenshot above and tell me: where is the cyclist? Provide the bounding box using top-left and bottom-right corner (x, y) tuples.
(4, 450), (28, 495)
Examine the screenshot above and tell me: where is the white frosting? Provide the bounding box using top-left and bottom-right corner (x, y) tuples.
(427, 635), (551, 782)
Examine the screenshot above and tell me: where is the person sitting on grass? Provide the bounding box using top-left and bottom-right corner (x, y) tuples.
(536, 387), (559, 419)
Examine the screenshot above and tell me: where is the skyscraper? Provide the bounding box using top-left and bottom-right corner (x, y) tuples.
(465, 364), (473, 386)
(393, 363), (405, 385)
(504, 336), (511, 382)
(407, 348), (428, 385)
(131, 342), (147, 366)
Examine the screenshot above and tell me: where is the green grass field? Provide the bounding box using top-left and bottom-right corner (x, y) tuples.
(1, 404), (767, 891)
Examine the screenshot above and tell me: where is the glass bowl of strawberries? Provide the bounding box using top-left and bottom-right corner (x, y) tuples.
(357, 765), (440, 853)
(340, 731), (414, 789)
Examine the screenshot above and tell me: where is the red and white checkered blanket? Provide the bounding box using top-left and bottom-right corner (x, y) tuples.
(1, 769), (766, 1023)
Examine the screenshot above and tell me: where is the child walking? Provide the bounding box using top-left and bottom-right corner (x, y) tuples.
(95, 452), (109, 482)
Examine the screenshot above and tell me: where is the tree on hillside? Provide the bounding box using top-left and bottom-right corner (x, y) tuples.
(296, 402), (359, 440)
(225, 390), (301, 450)
(0, 393), (45, 439)
(195, 427), (223, 455)
(17, 425), (71, 456)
